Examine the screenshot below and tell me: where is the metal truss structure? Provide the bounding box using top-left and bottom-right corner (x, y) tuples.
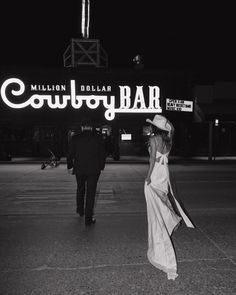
(63, 38), (108, 68)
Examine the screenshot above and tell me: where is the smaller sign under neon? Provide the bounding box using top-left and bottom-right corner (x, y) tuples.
(121, 134), (132, 141)
(166, 98), (193, 112)
(0, 78), (162, 120)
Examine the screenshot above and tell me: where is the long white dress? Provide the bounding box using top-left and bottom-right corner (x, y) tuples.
(144, 150), (195, 280)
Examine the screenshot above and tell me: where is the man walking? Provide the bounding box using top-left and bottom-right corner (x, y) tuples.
(67, 120), (106, 226)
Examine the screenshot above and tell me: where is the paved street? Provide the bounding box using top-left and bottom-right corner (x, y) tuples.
(0, 162), (236, 295)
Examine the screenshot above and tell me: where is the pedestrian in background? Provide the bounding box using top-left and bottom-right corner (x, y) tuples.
(144, 114), (195, 280)
(67, 120), (106, 226)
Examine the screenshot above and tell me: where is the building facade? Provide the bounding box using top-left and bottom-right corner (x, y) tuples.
(0, 66), (208, 160)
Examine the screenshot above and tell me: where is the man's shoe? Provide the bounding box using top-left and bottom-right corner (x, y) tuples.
(85, 218), (96, 226)
(76, 208), (84, 217)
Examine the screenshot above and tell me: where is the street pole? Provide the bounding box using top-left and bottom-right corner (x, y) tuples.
(208, 121), (213, 161)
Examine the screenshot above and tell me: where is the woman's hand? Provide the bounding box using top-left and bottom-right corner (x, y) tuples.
(145, 177), (151, 185)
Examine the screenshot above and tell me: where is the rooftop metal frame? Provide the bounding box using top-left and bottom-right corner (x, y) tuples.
(63, 38), (108, 68)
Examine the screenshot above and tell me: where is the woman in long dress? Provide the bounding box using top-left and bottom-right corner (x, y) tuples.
(144, 114), (195, 280)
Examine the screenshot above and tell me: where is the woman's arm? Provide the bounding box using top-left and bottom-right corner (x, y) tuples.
(145, 137), (156, 185)
(167, 120), (175, 140)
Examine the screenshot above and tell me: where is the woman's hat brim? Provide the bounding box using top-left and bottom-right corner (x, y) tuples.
(146, 118), (153, 125)
(146, 118), (170, 132)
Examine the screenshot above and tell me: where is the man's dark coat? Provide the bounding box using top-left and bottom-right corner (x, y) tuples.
(67, 130), (106, 174)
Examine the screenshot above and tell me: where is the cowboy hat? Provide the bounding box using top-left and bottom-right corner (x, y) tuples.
(146, 114), (172, 134)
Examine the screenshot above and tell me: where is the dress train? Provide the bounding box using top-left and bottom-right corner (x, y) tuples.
(144, 152), (194, 280)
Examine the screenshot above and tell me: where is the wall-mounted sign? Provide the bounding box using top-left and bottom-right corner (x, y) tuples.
(166, 99), (193, 112)
(121, 134), (132, 141)
(0, 78), (162, 121)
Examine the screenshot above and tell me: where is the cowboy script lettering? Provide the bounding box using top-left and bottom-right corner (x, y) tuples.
(0, 78), (162, 120)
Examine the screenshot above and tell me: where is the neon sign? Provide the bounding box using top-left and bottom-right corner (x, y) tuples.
(0, 78), (162, 120)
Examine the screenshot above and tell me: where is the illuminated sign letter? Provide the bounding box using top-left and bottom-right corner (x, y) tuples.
(119, 86), (131, 109)
(133, 86), (146, 109)
(148, 86), (160, 109)
(0, 78), (30, 108)
(70, 80), (83, 108)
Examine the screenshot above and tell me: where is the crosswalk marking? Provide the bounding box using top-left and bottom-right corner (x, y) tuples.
(12, 187), (115, 205)
(0, 181), (117, 215)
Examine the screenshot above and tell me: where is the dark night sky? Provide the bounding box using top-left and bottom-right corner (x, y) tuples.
(1, 1), (236, 82)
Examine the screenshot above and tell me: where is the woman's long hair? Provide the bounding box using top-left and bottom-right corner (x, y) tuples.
(152, 125), (171, 143)
(146, 125), (173, 150)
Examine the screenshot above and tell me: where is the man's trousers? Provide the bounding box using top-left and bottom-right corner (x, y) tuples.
(75, 173), (100, 221)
